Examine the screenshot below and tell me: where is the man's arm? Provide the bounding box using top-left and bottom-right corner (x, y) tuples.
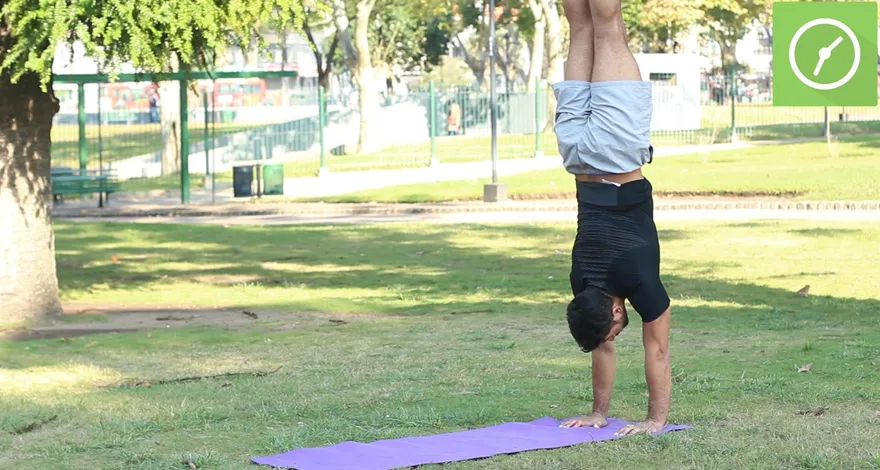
(560, 340), (616, 428)
(617, 308), (671, 435)
(591, 340), (617, 416)
(644, 308), (671, 423)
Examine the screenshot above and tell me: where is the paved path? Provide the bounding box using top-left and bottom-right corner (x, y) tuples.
(54, 197), (880, 219)
(278, 141), (755, 199)
(57, 140), (763, 214)
(64, 208), (880, 226)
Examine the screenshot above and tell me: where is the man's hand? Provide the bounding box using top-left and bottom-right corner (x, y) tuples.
(559, 413), (608, 429)
(615, 419), (665, 436)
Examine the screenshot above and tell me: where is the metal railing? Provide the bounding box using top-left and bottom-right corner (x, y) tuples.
(53, 69), (880, 204)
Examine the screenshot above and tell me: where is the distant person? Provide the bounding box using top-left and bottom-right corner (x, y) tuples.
(447, 102), (462, 136)
(148, 88), (160, 123)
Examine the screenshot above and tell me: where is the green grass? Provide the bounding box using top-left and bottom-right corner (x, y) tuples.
(3, 220), (880, 469)
(92, 103), (880, 191)
(58, 100), (880, 189)
(51, 123), (261, 169)
(289, 103), (880, 176)
(311, 136), (880, 202)
(283, 120), (880, 178)
(117, 173), (237, 193)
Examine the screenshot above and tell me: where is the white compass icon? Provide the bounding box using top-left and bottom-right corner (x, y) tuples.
(789, 17), (861, 90)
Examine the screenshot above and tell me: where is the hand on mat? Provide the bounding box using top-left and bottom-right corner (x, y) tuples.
(615, 419), (665, 436)
(559, 414), (607, 429)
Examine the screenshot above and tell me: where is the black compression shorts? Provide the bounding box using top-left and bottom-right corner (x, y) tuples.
(569, 178), (670, 323)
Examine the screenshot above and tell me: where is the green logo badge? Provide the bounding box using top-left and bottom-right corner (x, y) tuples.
(773, 2), (878, 106)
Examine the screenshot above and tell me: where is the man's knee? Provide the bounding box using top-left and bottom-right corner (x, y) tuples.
(563, 0), (592, 27)
(590, 0), (621, 26)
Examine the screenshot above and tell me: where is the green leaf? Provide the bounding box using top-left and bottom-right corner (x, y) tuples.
(0, 0), (305, 85)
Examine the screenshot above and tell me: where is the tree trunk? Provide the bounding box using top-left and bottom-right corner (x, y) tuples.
(160, 54), (181, 175)
(304, 20), (339, 93)
(333, 0), (378, 153)
(159, 80), (181, 175)
(353, 66), (379, 153)
(0, 71), (63, 326)
(353, 0), (378, 153)
(542, 0), (564, 131)
(542, 0), (564, 84)
(718, 39), (736, 70)
(456, 35), (487, 89)
(319, 72), (332, 92)
(281, 28), (290, 106)
(527, 0), (546, 92)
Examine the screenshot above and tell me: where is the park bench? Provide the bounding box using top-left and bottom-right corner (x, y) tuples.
(51, 167), (120, 207)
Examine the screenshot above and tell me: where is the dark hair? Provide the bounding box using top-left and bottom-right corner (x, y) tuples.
(566, 286), (614, 352)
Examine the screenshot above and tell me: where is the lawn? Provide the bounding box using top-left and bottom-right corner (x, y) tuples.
(51, 123), (262, 169)
(2, 219), (880, 469)
(306, 101), (880, 175)
(285, 119), (880, 178)
(310, 136), (880, 202)
(99, 102), (880, 190)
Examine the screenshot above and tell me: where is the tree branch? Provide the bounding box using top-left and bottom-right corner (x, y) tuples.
(332, 0), (357, 69)
(117, 366), (283, 389)
(324, 34), (339, 76)
(303, 21), (325, 75)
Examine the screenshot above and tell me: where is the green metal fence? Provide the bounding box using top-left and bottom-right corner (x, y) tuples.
(53, 71), (302, 204)
(52, 69), (880, 204)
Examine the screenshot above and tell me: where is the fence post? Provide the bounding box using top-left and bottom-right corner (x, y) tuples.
(203, 93), (211, 190)
(211, 81), (216, 204)
(429, 80), (438, 166)
(180, 76), (190, 204)
(824, 106), (831, 138)
(534, 79), (544, 158)
(460, 89), (467, 136)
(318, 86), (328, 176)
(77, 83), (87, 172)
(97, 85), (105, 208)
(729, 64), (738, 143)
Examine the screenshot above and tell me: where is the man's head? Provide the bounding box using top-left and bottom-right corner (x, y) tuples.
(566, 286), (629, 352)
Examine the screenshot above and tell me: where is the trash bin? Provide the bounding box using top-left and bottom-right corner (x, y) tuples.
(262, 164), (284, 196)
(233, 165), (254, 198)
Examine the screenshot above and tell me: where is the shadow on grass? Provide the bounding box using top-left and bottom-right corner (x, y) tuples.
(46, 221), (880, 329)
(789, 228), (863, 237)
(52, 224), (697, 300)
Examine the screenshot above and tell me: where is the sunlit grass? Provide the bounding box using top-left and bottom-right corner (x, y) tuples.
(2, 220), (879, 469)
(311, 136), (880, 202)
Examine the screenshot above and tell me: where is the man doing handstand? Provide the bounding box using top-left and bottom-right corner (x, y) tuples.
(552, 0), (672, 436)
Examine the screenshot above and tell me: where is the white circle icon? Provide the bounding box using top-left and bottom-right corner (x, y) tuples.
(788, 18), (861, 90)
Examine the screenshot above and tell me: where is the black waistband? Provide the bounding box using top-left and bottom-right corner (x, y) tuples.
(576, 178), (652, 208)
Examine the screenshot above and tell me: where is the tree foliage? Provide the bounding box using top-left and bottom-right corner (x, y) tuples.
(369, 0), (451, 72)
(1, 0), (305, 85)
(632, 0), (704, 52)
(700, 0), (765, 66)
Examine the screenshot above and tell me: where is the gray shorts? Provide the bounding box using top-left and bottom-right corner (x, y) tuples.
(553, 80), (653, 175)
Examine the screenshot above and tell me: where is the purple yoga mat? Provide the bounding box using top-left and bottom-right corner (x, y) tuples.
(252, 417), (691, 469)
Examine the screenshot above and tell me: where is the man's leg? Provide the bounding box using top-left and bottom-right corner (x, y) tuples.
(562, 0), (593, 82)
(554, 0), (596, 174)
(589, 0), (640, 82)
(570, 0), (651, 174)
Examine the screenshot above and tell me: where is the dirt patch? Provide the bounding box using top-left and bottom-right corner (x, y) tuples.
(385, 191), (806, 203)
(190, 274), (264, 286)
(507, 191), (804, 201)
(3, 306), (371, 341)
(655, 190), (805, 199)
